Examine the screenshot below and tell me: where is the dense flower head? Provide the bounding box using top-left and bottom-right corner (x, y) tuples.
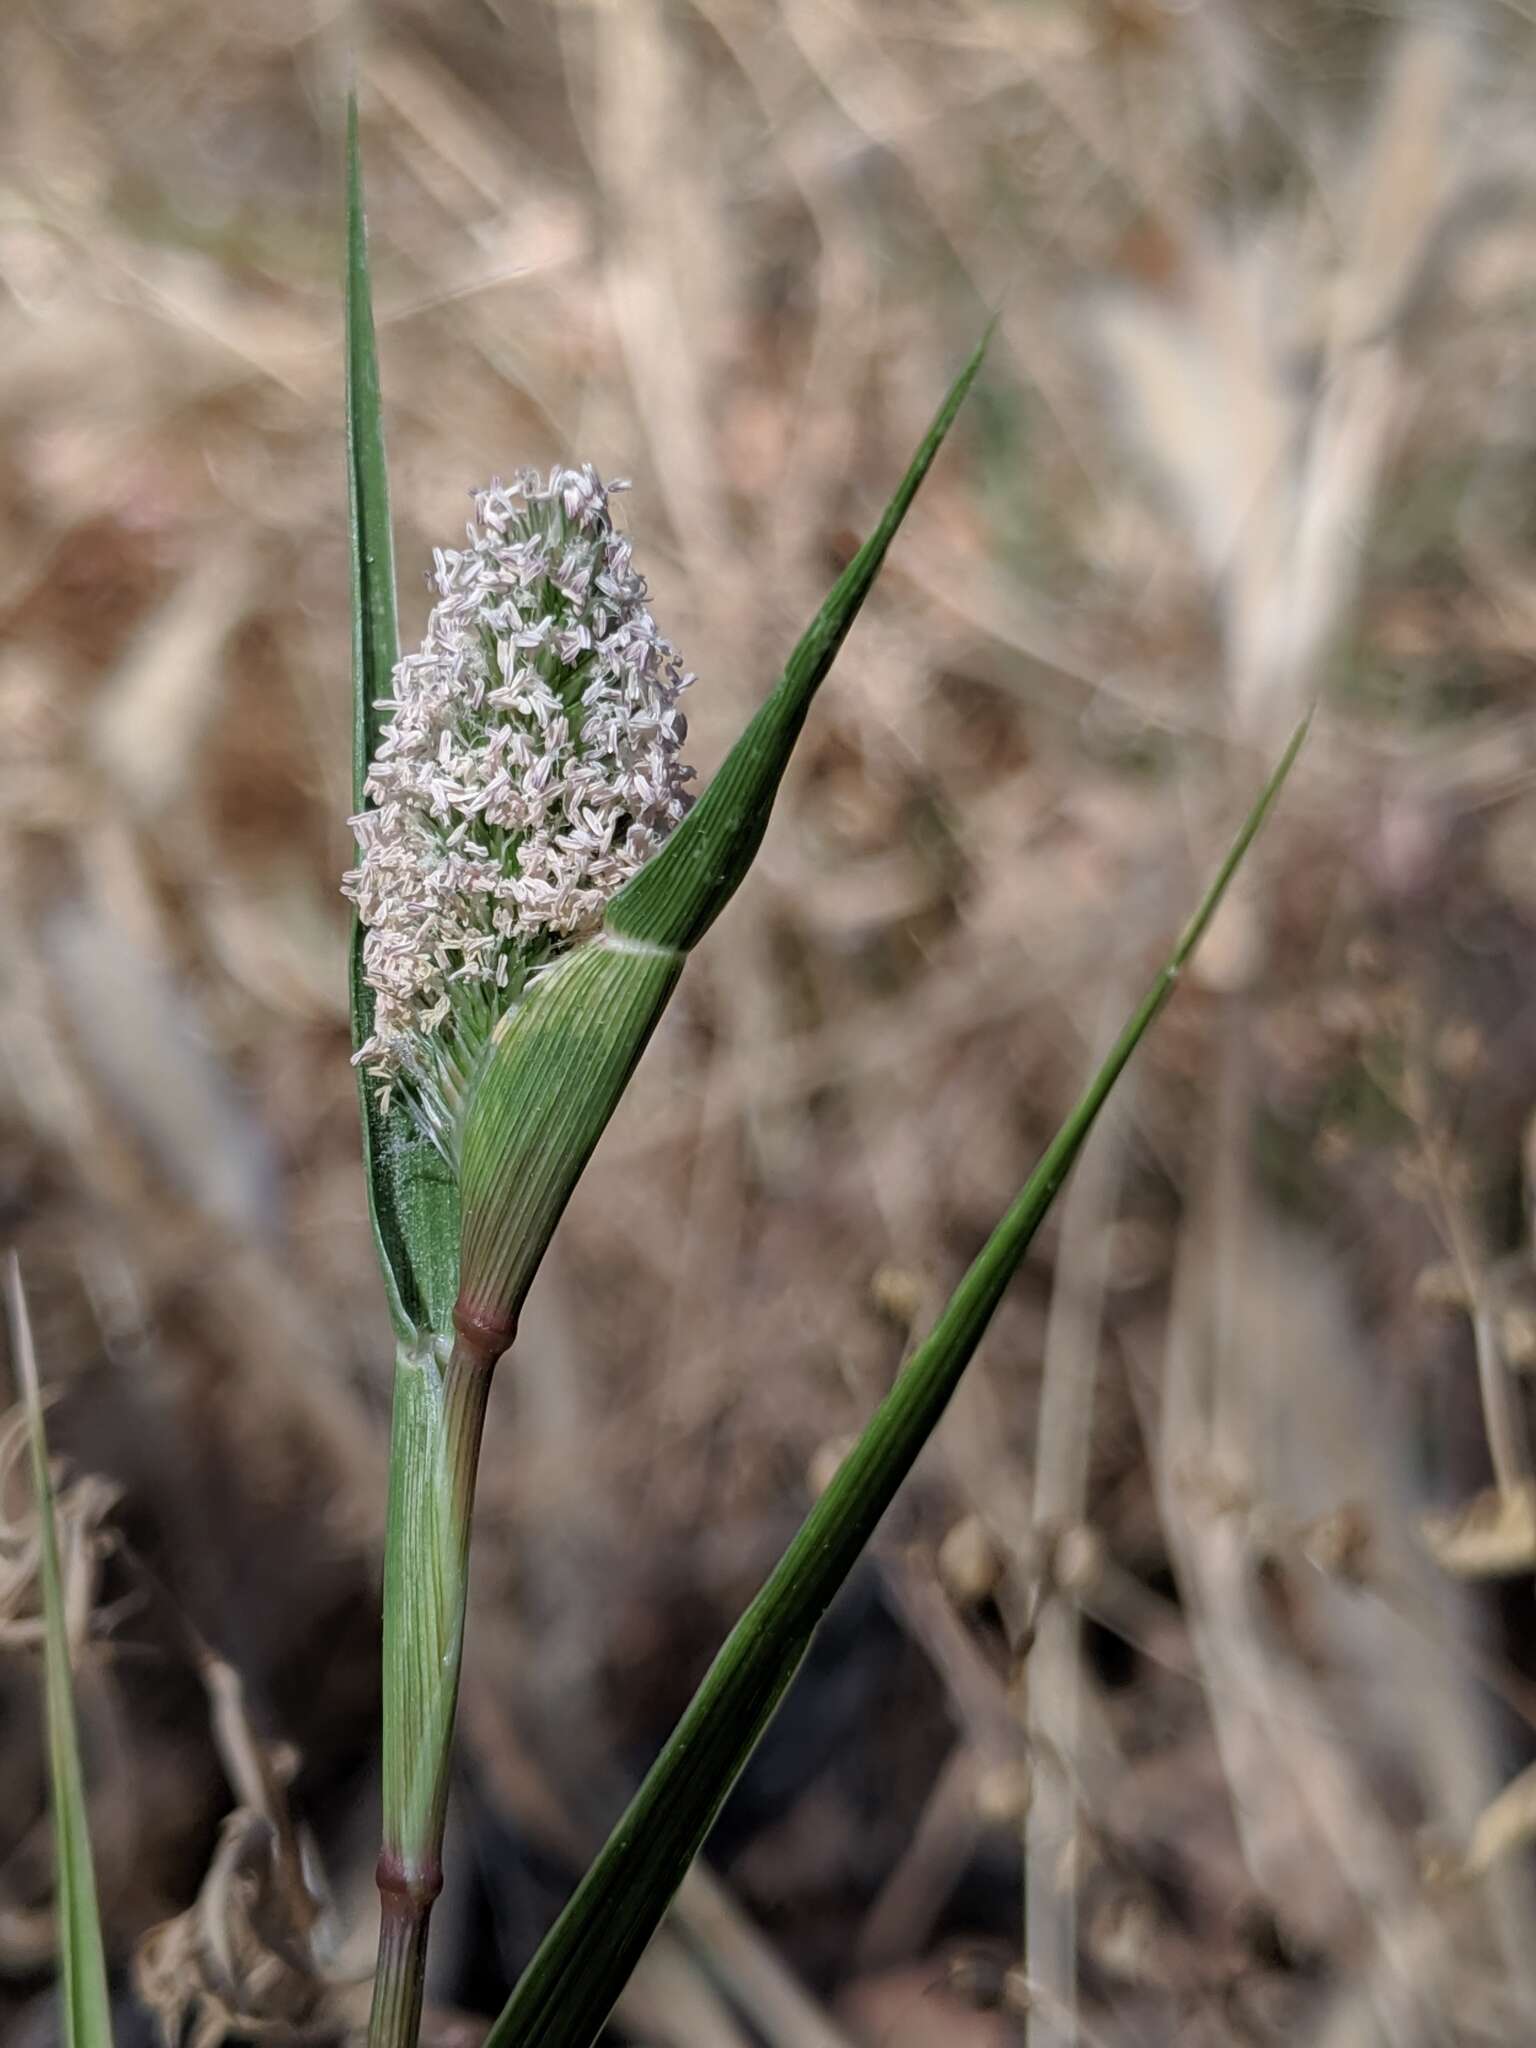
(343, 464), (694, 1146)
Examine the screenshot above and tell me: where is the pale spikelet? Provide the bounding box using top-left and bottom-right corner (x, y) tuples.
(342, 465), (694, 1151)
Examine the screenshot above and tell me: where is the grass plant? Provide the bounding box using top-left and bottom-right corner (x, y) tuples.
(2, 71), (1310, 2048)
(342, 95), (1306, 2048)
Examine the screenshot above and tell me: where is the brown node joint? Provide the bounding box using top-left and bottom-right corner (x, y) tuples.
(451, 1297), (517, 1371)
(376, 1850), (444, 1912)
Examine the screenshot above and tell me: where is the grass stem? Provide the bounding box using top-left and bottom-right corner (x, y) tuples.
(368, 1329), (501, 2048)
(368, 1877), (438, 2048)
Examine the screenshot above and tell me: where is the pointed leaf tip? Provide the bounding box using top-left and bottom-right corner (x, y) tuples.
(345, 105), (460, 1341)
(608, 326), (992, 954)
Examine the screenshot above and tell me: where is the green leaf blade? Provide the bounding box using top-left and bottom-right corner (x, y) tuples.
(346, 97), (460, 1341)
(607, 325), (992, 955)
(484, 721), (1308, 2048)
(457, 942), (682, 1346)
(453, 334), (992, 1348)
(346, 93), (400, 821)
(4, 1256), (113, 2048)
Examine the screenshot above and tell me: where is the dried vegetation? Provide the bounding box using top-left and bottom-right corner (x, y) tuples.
(4, 2), (1536, 2043)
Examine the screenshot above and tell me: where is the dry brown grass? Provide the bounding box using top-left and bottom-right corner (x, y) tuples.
(5, 3), (1536, 2043)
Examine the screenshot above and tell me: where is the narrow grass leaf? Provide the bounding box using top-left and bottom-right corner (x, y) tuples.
(3, 1255), (112, 2048)
(456, 332), (991, 1348)
(607, 322), (993, 954)
(346, 97), (459, 1341)
(484, 716), (1309, 2048)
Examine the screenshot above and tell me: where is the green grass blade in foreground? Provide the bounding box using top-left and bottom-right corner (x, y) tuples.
(608, 323), (992, 956)
(485, 716), (1309, 2048)
(3, 1256), (112, 2048)
(456, 331), (992, 1345)
(346, 98), (459, 1341)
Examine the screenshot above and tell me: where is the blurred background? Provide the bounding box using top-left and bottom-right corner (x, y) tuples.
(5, 2), (1536, 2043)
